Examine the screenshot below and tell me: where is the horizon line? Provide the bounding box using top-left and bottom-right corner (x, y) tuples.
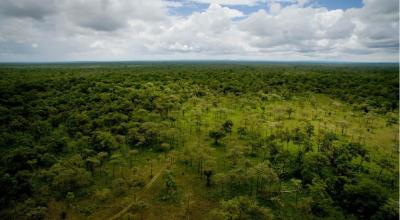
(0, 59), (399, 65)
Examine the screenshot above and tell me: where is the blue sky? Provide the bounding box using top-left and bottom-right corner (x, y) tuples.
(315, 0), (362, 9)
(169, 0), (364, 16)
(0, 0), (398, 62)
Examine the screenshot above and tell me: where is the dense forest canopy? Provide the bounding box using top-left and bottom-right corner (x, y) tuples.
(0, 63), (398, 220)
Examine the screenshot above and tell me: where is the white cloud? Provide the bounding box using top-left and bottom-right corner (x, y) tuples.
(60, 0), (169, 32)
(239, 6), (354, 52)
(188, 0), (311, 6)
(350, 0), (399, 50)
(145, 3), (247, 54)
(190, 0), (265, 6)
(0, 0), (397, 62)
(0, 0), (57, 20)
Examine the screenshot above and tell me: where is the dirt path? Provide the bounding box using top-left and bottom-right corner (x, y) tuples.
(107, 164), (166, 220)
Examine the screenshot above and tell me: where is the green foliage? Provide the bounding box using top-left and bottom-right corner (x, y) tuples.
(307, 179), (335, 217)
(209, 130), (226, 145)
(46, 155), (92, 198)
(0, 64), (397, 219)
(222, 120), (233, 134)
(301, 152), (331, 184)
(94, 188), (111, 202)
(211, 196), (273, 220)
(17, 199), (47, 220)
(91, 131), (117, 152)
(342, 178), (389, 219)
(163, 170), (177, 190)
(305, 123), (314, 138)
(372, 198), (399, 220)
(111, 178), (129, 196)
(160, 170), (178, 202)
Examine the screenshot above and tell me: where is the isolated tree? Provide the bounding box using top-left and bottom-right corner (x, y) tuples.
(338, 120), (349, 135)
(209, 130), (226, 145)
(286, 107), (294, 119)
(222, 120), (233, 135)
(203, 158), (217, 187)
(160, 170), (177, 201)
(163, 170), (177, 189)
(305, 123), (314, 138)
(237, 127), (247, 139)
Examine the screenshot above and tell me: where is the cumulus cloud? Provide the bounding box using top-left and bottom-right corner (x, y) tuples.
(146, 3), (246, 54)
(59, 0), (169, 32)
(0, 0), (397, 62)
(350, 0), (399, 50)
(239, 5), (356, 54)
(0, 0), (57, 20)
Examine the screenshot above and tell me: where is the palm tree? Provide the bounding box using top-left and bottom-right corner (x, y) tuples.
(96, 151), (108, 176)
(128, 149), (138, 168)
(203, 158), (216, 187)
(110, 153), (123, 178)
(86, 156), (100, 176)
(290, 179), (302, 206)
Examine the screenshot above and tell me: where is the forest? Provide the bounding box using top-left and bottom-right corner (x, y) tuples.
(0, 63), (398, 220)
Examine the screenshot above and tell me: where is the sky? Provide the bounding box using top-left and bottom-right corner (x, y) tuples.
(0, 0), (398, 62)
